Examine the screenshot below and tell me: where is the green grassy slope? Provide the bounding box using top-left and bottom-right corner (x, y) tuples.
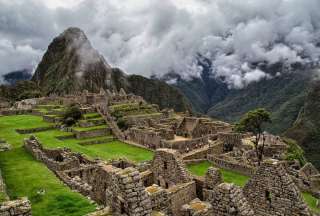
(0, 115), (154, 215)
(0, 115), (95, 216)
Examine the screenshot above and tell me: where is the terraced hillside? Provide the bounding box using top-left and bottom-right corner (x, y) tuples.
(0, 109), (153, 215)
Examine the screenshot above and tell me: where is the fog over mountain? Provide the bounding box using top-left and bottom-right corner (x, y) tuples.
(1, 0), (320, 88)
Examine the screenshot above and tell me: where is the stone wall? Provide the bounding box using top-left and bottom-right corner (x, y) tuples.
(16, 126), (56, 134)
(243, 160), (311, 216)
(24, 136), (94, 172)
(126, 127), (163, 149)
(0, 198), (31, 216)
(146, 184), (172, 215)
(208, 155), (256, 176)
(181, 198), (213, 216)
(162, 136), (209, 154)
(151, 149), (192, 188)
(106, 167), (152, 216)
(204, 183), (255, 216)
(73, 128), (111, 139)
(168, 182), (197, 216)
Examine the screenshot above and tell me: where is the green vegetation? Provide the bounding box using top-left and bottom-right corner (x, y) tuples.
(0, 190), (7, 202)
(0, 115), (95, 216)
(235, 108), (271, 165)
(302, 192), (320, 214)
(0, 115), (154, 215)
(83, 113), (101, 119)
(62, 104), (82, 126)
(187, 161), (250, 187)
(283, 138), (306, 166)
(110, 103), (158, 119)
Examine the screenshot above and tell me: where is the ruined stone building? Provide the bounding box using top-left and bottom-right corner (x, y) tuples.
(176, 117), (231, 139)
(23, 135), (313, 216)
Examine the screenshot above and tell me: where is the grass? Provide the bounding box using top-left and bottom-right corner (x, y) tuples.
(34, 130), (153, 162)
(0, 115), (153, 215)
(72, 125), (108, 132)
(0, 115), (96, 216)
(83, 113), (101, 119)
(187, 161), (250, 187)
(302, 192), (320, 214)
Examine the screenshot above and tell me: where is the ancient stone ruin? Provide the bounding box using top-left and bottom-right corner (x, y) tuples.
(22, 134), (314, 216)
(1, 89), (319, 215)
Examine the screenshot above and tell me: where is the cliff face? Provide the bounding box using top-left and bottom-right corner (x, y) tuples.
(31, 27), (191, 112)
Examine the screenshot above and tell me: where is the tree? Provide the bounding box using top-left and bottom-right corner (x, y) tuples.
(62, 104), (82, 126)
(235, 108), (271, 166)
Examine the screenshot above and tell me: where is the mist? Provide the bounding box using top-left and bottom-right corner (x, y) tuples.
(1, 0), (320, 88)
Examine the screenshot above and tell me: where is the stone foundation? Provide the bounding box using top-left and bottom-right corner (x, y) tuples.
(0, 198), (31, 216)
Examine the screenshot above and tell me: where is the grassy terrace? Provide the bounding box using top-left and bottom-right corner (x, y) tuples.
(0, 115), (154, 215)
(187, 161), (250, 187)
(72, 125), (108, 132)
(187, 161), (319, 213)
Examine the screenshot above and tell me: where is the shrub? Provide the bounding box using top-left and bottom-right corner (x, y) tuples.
(63, 104), (82, 126)
(117, 118), (128, 130)
(284, 137), (306, 166)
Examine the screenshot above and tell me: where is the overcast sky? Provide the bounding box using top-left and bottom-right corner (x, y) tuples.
(1, 0), (320, 88)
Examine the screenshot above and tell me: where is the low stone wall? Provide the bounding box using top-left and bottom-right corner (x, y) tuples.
(74, 128), (111, 139)
(43, 115), (62, 123)
(55, 134), (75, 140)
(16, 126), (56, 134)
(0, 198), (31, 216)
(208, 155), (256, 176)
(78, 119), (105, 128)
(78, 137), (116, 145)
(182, 148), (209, 161)
(162, 136), (209, 154)
(0, 109), (33, 116)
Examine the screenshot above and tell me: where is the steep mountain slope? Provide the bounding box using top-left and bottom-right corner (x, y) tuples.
(2, 69), (32, 85)
(32, 27), (114, 94)
(164, 58), (229, 113)
(31, 27), (190, 112)
(285, 80), (320, 168)
(208, 72), (311, 133)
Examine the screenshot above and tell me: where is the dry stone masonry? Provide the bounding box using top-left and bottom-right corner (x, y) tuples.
(1, 89), (319, 215)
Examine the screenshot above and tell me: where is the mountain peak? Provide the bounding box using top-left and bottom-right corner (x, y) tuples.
(32, 27), (112, 94)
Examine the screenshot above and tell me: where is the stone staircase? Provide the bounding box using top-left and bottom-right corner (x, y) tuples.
(96, 104), (125, 140)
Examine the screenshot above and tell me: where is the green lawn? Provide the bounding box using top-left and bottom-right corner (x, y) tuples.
(34, 130), (154, 162)
(0, 115), (154, 215)
(302, 192), (320, 214)
(187, 161), (250, 187)
(0, 115), (96, 216)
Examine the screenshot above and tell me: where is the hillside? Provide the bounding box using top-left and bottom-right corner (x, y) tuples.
(285, 80), (320, 168)
(30, 27), (190, 112)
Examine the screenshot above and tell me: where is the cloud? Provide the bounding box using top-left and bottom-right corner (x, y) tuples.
(0, 0), (320, 88)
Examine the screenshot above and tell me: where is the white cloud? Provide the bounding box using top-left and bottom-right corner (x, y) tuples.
(0, 0), (320, 88)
